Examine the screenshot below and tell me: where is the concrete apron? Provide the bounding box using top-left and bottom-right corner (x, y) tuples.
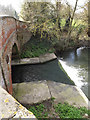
(13, 80), (90, 109)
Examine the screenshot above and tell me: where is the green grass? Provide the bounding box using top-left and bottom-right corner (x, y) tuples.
(54, 102), (89, 119)
(28, 101), (90, 119)
(20, 35), (55, 58)
(29, 104), (48, 118)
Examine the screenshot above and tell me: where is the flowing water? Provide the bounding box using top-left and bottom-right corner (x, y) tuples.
(58, 47), (89, 100)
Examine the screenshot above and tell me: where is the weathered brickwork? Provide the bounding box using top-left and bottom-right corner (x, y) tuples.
(0, 16), (31, 94)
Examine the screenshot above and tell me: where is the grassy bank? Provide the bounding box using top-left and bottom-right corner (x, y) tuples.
(26, 99), (90, 119)
(20, 32), (89, 59)
(20, 35), (55, 58)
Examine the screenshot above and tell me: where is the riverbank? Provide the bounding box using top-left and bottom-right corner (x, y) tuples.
(56, 39), (90, 53)
(27, 99), (90, 119)
(20, 35), (55, 59)
(54, 39), (90, 54)
(19, 33), (90, 60)
(12, 81), (90, 119)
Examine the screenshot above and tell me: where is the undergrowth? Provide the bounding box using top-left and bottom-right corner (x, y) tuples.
(20, 35), (55, 58)
(28, 99), (90, 119)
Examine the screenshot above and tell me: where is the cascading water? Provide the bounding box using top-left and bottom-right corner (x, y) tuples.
(58, 47), (89, 100)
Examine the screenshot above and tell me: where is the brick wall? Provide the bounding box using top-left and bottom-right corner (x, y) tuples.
(0, 16), (31, 94)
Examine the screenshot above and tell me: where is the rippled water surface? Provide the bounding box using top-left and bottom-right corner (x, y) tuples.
(12, 59), (74, 85)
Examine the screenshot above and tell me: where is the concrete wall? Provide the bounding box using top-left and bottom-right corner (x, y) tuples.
(0, 86), (36, 119)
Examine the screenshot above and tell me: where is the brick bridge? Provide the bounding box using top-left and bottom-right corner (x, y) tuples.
(0, 16), (31, 94)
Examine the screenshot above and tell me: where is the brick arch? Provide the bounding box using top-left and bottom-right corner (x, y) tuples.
(1, 38), (20, 94)
(0, 27), (20, 94)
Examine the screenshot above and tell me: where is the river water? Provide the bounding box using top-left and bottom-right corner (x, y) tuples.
(58, 47), (89, 100)
(12, 59), (74, 85)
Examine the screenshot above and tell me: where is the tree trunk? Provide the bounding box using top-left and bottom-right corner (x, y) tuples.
(67, 0), (78, 40)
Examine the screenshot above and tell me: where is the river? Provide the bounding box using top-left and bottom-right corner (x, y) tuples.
(58, 47), (89, 100)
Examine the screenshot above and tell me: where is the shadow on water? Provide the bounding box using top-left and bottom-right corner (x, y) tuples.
(12, 59), (74, 85)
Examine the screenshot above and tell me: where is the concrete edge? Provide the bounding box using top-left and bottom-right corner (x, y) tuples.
(0, 86), (36, 119)
(75, 86), (90, 109)
(12, 53), (57, 65)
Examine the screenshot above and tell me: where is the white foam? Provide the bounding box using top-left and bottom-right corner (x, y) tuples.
(59, 59), (87, 88)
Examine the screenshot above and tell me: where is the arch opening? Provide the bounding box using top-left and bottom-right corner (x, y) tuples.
(12, 43), (19, 60)
(11, 43), (19, 84)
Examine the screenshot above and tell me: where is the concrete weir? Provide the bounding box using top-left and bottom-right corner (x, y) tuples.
(12, 53), (89, 109)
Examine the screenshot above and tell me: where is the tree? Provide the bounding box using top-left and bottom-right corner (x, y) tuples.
(20, 0), (84, 48)
(67, 0), (79, 40)
(20, 1), (59, 40)
(74, 0), (89, 38)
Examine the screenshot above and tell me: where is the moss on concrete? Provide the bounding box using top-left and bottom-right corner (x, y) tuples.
(12, 82), (51, 104)
(13, 83), (27, 100)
